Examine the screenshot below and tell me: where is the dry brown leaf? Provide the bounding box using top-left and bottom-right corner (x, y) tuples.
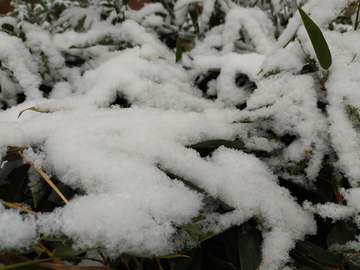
(120, 254), (132, 270)
(2, 201), (37, 215)
(18, 150), (68, 204)
(18, 107), (52, 118)
(0, 253), (12, 268)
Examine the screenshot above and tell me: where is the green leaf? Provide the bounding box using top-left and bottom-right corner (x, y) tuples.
(0, 164), (30, 203)
(198, 231), (217, 243)
(188, 249), (202, 270)
(32, 190), (45, 208)
(298, 7), (332, 70)
(347, 260), (360, 270)
(176, 35), (182, 63)
(172, 248), (197, 270)
(296, 239), (342, 267)
(202, 250), (237, 269)
(237, 227), (262, 270)
(191, 214), (206, 223)
(290, 159), (308, 175)
(189, 3), (199, 35)
(53, 244), (94, 257)
(36, 0), (48, 10)
(293, 259), (321, 270)
(180, 223), (205, 236)
(222, 227), (240, 268)
(327, 224), (347, 249)
(1, 23), (14, 33)
(342, 219), (358, 241)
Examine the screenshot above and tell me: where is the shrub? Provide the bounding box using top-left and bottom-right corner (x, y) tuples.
(0, 0), (360, 269)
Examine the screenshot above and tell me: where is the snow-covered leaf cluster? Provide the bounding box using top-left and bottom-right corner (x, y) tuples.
(1, 0), (360, 269)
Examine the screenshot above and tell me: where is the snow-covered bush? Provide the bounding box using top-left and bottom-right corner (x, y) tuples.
(1, 0), (360, 269)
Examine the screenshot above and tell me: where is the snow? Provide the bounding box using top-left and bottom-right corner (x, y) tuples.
(1, 0), (360, 269)
(0, 203), (38, 250)
(0, 32), (42, 100)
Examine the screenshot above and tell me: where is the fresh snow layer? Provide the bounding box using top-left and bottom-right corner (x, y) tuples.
(0, 105), (316, 268)
(1, 0), (360, 269)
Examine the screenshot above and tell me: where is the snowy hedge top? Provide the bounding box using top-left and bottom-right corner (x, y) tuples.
(1, 0), (360, 269)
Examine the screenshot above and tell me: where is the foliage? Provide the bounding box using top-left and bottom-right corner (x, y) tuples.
(1, 0), (360, 270)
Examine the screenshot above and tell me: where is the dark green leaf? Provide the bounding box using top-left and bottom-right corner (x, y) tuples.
(172, 248), (196, 270)
(296, 239), (342, 267)
(48, 182), (76, 206)
(237, 227), (261, 270)
(293, 259), (321, 270)
(156, 254), (190, 259)
(298, 7), (332, 69)
(36, 0), (48, 10)
(176, 35), (182, 63)
(307, 175), (334, 203)
(299, 64), (316, 74)
(0, 164), (30, 202)
(189, 3), (199, 35)
(222, 227), (240, 268)
(53, 244), (94, 257)
(327, 223), (349, 250)
(29, 9), (48, 24)
(347, 260), (360, 270)
(342, 220), (358, 242)
(202, 250), (237, 269)
(189, 249), (202, 270)
(187, 139), (245, 150)
(2, 23), (14, 33)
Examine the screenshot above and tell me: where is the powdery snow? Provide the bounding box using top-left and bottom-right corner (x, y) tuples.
(0, 0), (359, 269)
